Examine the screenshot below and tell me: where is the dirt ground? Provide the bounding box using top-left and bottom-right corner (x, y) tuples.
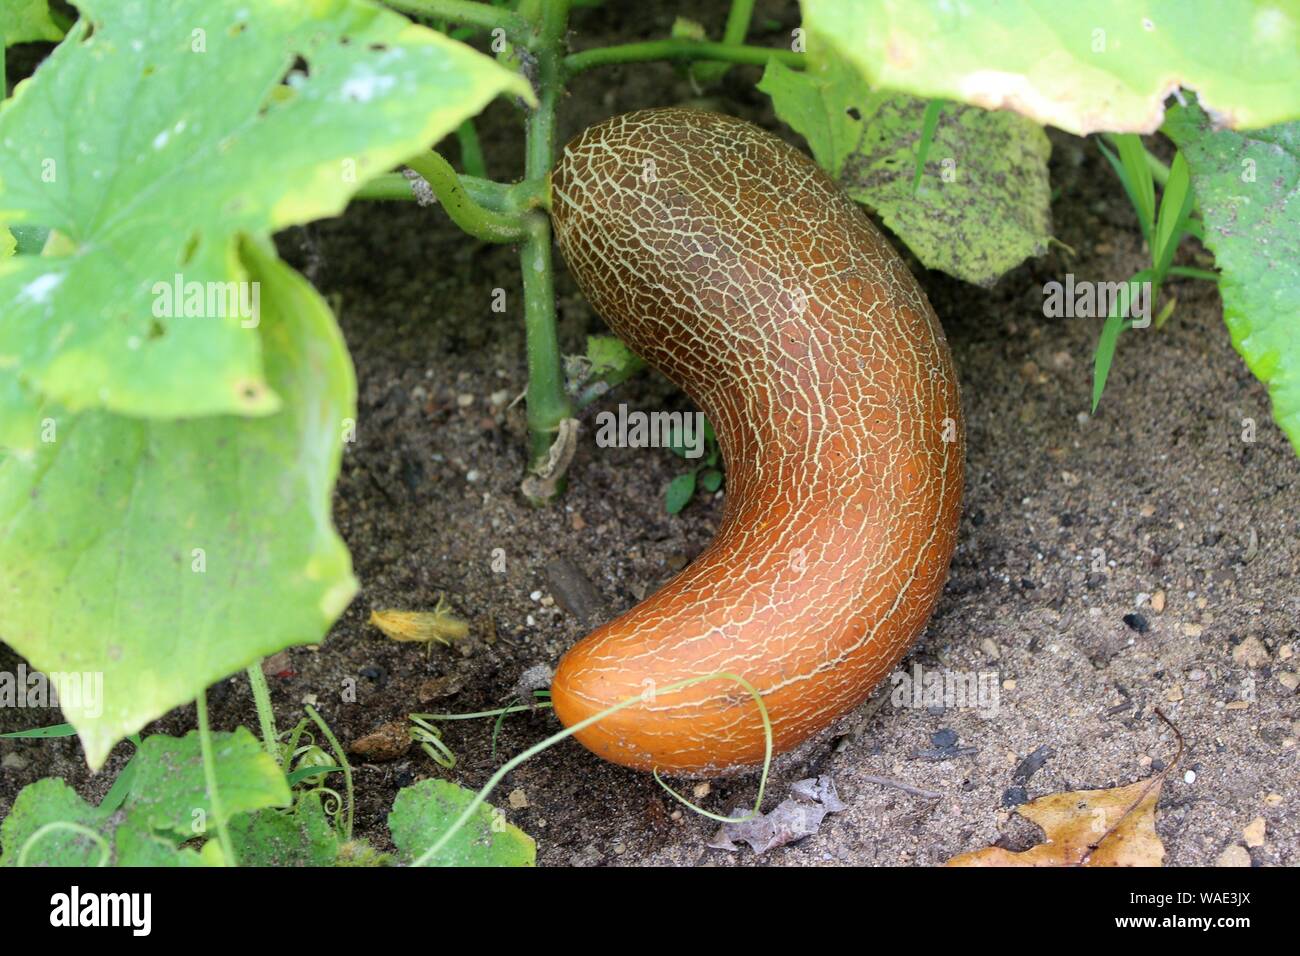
(2, 1), (1297, 867)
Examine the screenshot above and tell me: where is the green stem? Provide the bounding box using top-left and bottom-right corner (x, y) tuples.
(455, 119), (489, 179)
(304, 705), (354, 841)
(720, 0), (757, 46)
(565, 39), (805, 75)
(689, 0), (756, 84)
(520, 0), (573, 474)
(406, 151), (529, 242)
(195, 691), (238, 867)
(355, 171), (513, 210)
(384, 0), (528, 38)
(522, 212), (569, 471)
(246, 663), (278, 758)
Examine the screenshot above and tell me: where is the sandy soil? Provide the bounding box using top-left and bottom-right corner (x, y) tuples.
(2, 0), (1296, 867)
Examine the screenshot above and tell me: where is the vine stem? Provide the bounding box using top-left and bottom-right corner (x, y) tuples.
(195, 691), (239, 867)
(520, 0), (574, 476)
(246, 662), (278, 758)
(353, 171), (514, 209)
(304, 704), (354, 841)
(405, 151), (529, 242)
(689, 0), (756, 85)
(565, 39), (805, 75)
(383, 0), (528, 39)
(411, 672), (771, 866)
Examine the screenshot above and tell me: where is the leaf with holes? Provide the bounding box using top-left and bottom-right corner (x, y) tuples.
(0, 0), (529, 419)
(0, 240), (358, 767)
(761, 54), (1052, 286)
(802, 0), (1300, 135)
(1164, 101), (1300, 454)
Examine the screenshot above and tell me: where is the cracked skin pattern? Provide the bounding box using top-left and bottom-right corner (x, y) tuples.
(549, 108), (964, 775)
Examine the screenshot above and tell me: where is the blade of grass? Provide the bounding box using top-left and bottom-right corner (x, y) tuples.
(1151, 152), (1195, 282)
(1097, 138), (1152, 243)
(1115, 134), (1156, 242)
(1092, 269), (1153, 412)
(912, 99), (946, 195)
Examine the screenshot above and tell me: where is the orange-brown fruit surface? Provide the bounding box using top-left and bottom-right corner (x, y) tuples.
(549, 108), (964, 775)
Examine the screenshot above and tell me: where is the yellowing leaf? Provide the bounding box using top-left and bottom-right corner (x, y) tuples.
(947, 777), (1166, 867)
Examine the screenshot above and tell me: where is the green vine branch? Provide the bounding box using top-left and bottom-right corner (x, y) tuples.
(405, 151), (529, 242)
(565, 39), (805, 75)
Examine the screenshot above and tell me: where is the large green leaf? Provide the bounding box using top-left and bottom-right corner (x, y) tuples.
(0, 0), (529, 419)
(760, 55), (1051, 285)
(389, 780), (536, 867)
(0, 0), (64, 46)
(802, 0), (1300, 135)
(0, 241), (358, 767)
(1164, 102), (1300, 453)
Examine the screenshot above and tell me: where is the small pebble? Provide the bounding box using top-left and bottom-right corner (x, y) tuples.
(1184, 770), (1196, 784)
(1232, 636), (1270, 668)
(1215, 844), (1251, 867)
(1243, 817), (1266, 847)
(508, 789), (529, 809)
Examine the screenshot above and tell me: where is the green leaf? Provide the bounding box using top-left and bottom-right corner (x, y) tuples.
(802, 0), (1300, 135)
(912, 98), (946, 195)
(1164, 101), (1300, 453)
(0, 722), (76, 739)
(0, 228), (12, 258)
(388, 779), (535, 867)
(761, 53), (1052, 286)
(665, 471), (697, 514)
(0, 729), (286, 865)
(0, 0), (529, 419)
(0, 0), (64, 46)
(123, 729), (291, 840)
(1114, 134), (1157, 240)
(1096, 138), (1148, 238)
(0, 241), (359, 768)
(585, 334), (645, 388)
(0, 372), (44, 452)
(0, 779), (111, 866)
(1091, 269), (1153, 411)
(699, 468), (723, 493)
(1151, 151), (1194, 279)
(226, 791), (340, 866)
